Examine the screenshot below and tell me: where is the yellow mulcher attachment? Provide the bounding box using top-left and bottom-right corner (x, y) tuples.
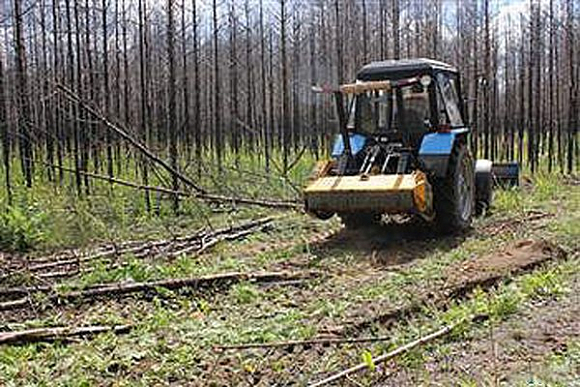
(304, 78), (435, 220)
(304, 161), (433, 218)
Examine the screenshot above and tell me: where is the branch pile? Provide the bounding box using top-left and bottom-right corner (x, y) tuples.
(1, 216), (276, 282)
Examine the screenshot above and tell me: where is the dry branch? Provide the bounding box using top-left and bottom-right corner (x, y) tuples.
(182, 227), (258, 257)
(309, 318), (471, 387)
(0, 270), (320, 311)
(2, 216), (277, 280)
(57, 271), (319, 300)
(55, 84), (302, 210)
(38, 161), (191, 197)
(0, 298), (28, 311)
(215, 335), (393, 351)
(56, 83), (206, 193)
(198, 193), (302, 210)
(0, 325), (131, 345)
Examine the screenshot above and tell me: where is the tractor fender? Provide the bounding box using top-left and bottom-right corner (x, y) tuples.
(475, 159), (493, 215)
(418, 129), (469, 178)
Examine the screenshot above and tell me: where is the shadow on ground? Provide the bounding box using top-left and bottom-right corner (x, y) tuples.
(310, 216), (469, 268)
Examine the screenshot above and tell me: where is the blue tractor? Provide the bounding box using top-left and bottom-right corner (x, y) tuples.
(304, 59), (518, 232)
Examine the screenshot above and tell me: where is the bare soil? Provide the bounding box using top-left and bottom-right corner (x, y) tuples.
(342, 238), (565, 334)
(374, 274), (580, 386)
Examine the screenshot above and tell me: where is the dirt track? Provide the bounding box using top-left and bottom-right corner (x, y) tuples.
(374, 274), (580, 386)
(343, 238), (566, 335)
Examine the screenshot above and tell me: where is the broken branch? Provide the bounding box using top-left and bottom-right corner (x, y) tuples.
(1, 216), (277, 282)
(0, 270), (321, 311)
(0, 325), (131, 345)
(55, 84), (302, 210)
(215, 335), (393, 351)
(56, 83), (205, 193)
(309, 318), (472, 387)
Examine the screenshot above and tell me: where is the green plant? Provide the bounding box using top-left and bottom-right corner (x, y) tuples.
(361, 350), (376, 371)
(521, 270), (564, 299)
(232, 283), (260, 304)
(0, 204), (48, 252)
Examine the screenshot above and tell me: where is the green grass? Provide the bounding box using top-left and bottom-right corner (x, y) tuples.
(0, 155), (578, 385)
(0, 149), (317, 252)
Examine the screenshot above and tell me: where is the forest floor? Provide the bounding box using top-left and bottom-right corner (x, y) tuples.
(0, 173), (578, 386)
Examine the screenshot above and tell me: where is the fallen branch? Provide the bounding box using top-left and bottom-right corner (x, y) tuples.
(309, 317), (474, 387)
(38, 161), (191, 197)
(216, 335), (393, 351)
(55, 84), (302, 210)
(0, 270), (321, 311)
(56, 83), (205, 193)
(181, 227), (259, 257)
(40, 160), (302, 209)
(0, 324), (131, 345)
(0, 298), (28, 311)
(58, 271), (319, 301)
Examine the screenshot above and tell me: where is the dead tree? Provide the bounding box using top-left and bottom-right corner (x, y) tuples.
(0, 38), (10, 203)
(167, 0), (180, 212)
(191, 0), (202, 179)
(280, 0), (290, 171)
(13, 0), (33, 188)
(138, 0), (151, 211)
(102, 0), (114, 179)
(212, 0), (223, 171)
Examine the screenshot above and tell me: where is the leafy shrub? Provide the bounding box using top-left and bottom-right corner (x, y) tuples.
(0, 205), (48, 252)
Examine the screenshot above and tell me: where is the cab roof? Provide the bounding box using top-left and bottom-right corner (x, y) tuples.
(357, 58), (457, 81)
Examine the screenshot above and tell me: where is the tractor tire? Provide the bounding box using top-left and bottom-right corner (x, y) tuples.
(308, 210), (334, 220)
(339, 213), (380, 229)
(432, 143), (474, 233)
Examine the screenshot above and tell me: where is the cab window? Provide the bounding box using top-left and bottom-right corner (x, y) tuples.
(437, 73), (463, 127)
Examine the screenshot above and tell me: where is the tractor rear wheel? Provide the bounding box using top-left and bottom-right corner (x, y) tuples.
(433, 143), (474, 233)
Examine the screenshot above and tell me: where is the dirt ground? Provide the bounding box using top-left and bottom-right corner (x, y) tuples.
(377, 272), (580, 386)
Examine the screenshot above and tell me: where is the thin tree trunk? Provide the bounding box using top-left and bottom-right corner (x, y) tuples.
(167, 0), (179, 212)
(13, 0), (33, 188)
(102, 0), (113, 180)
(0, 39), (10, 203)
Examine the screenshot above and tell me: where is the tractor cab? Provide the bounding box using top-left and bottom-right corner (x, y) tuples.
(330, 59), (467, 176)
